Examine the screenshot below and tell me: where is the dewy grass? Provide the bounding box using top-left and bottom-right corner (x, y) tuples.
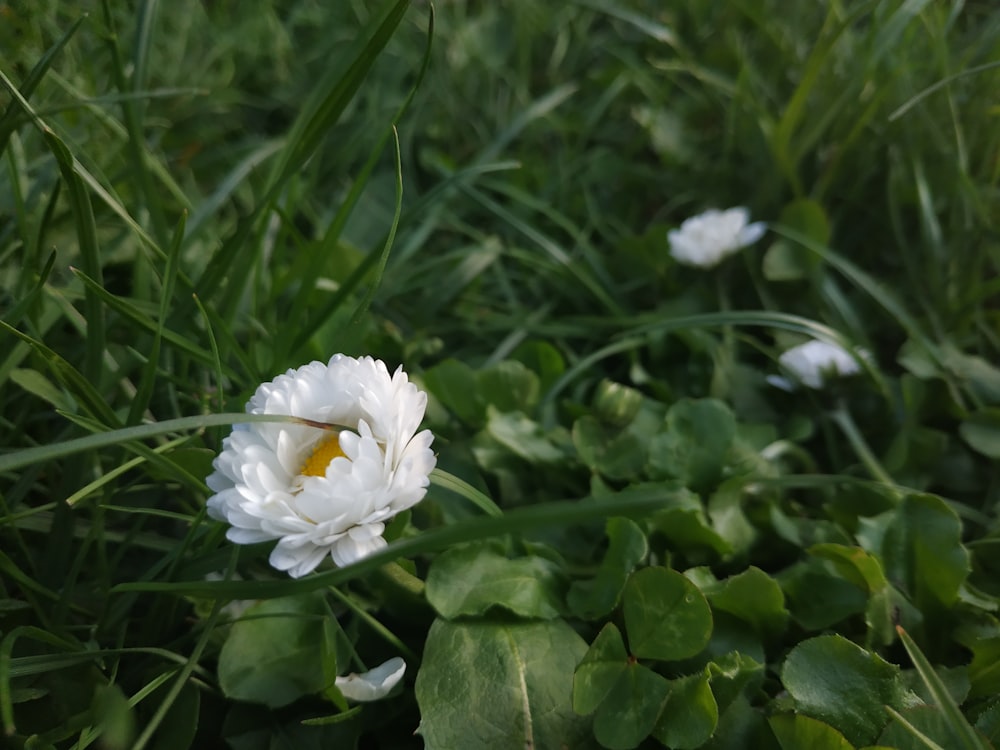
(1, 1), (999, 747)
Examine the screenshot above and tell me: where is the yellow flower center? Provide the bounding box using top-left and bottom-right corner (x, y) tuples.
(300, 434), (346, 477)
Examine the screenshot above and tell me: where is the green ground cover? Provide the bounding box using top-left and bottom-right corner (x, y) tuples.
(1, 1), (999, 747)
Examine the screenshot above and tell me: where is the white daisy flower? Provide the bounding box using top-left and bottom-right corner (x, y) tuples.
(206, 355), (436, 578)
(767, 339), (868, 390)
(336, 657), (406, 702)
(668, 206), (767, 268)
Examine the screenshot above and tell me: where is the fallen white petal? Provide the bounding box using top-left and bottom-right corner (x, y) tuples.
(335, 657), (406, 702)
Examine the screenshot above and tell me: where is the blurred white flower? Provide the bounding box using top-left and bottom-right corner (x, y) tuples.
(206, 355), (436, 578)
(204, 572), (256, 620)
(767, 339), (867, 390)
(336, 657), (406, 702)
(668, 207), (767, 268)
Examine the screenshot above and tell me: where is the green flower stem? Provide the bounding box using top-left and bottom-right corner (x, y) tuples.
(830, 402), (898, 492)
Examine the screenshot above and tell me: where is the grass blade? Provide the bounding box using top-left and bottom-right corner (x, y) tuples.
(896, 626), (989, 750)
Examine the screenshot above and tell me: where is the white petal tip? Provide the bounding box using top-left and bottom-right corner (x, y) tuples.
(335, 657), (406, 702)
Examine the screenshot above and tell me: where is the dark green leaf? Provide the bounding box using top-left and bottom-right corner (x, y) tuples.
(593, 662), (670, 750)
(425, 543), (564, 619)
(573, 622), (629, 716)
(653, 671), (719, 749)
(573, 415), (647, 481)
(483, 407), (567, 463)
(707, 567), (789, 639)
(882, 494), (970, 613)
(769, 713), (856, 750)
(415, 618), (592, 750)
(707, 651), (766, 714)
(779, 560), (868, 631)
(567, 517), (648, 620)
(423, 359), (484, 426)
(217, 594), (327, 708)
(478, 360), (541, 413)
(649, 398), (736, 491)
(623, 567), (712, 661)
(510, 340), (566, 393)
(781, 635), (913, 746)
(959, 410), (1000, 459)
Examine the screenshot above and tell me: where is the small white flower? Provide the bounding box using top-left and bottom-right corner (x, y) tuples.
(668, 206), (767, 268)
(767, 339), (868, 390)
(336, 657), (406, 702)
(206, 355), (436, 578)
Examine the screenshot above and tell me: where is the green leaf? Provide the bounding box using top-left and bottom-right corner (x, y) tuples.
(567, 517), (648, 620)
(510, 340), (566, 393)
(623, 567), (713, 661)
(425, 543), (564, 619)
(881, 494), (971, 614)
(415, 618), (592, 750)
(965, 635), (1000, 700)
(706, 567), (789, 639)
(653, 671), (719, 749)
(707, 651), (766, 713)
(483, 407), (567, 463)
(649, 398), (736, 491)
(217, 594), (327, 708)
(959, 409), (1000, 459)
(478, 360), (541, 414)
(896, 626), (988, 750)
(769, 714), (856, 750)
(809, 544), (889, 593)
(592, 661), (671, 750)
(573, 622), (630, 716)
(573, 415), (647, 481)
(778, 560), (868, 631)
(652, 488), (733, 560)
(781, 634), (913, 746)
(423, 358), (484, 426)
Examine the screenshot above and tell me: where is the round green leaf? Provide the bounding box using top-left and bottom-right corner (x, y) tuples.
(623, 567), (712, 661)
(649, 398), (736, 491)
(425, 543), (564, 619)
(960, 411), (1000, 459)
(769, 714), (856, 750)
(653, 671), (719, 749)
(423, 358), (484, 426)
(415, 618), (592, 750)
(572, 415), (647, 481)
(567, 517), (648, 620)
(781, 635), (912, 746)
(573, 622), (629, 716)
(218, 593), (327, 708)
(707, 566), (789, 638)
(593, 662), (670, 750)
(478, 360), (541, 413)
(779, 559), (868, 631)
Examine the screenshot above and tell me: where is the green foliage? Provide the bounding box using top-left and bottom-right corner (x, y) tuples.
(415, 618), (592, 750)
(217, 594), (329, 709)
(2, 0), (999, 747)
